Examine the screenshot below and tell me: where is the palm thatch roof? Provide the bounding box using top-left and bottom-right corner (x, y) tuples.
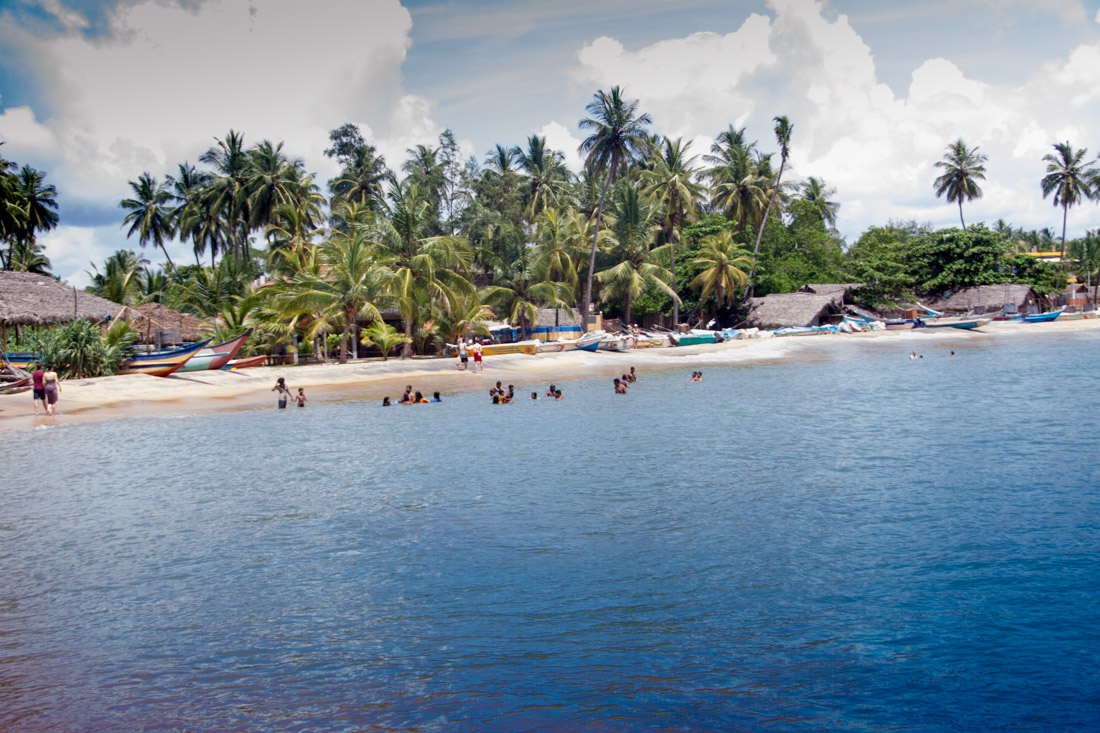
(118, 303), (214, 344)
(745, 292), (845, 328)
(924, 284), (1038, 314)
(0, 271), (123, 327)
(533, 307), (582, 328)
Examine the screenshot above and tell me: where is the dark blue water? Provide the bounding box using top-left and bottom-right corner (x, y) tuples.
(2, 332), (1099, 730)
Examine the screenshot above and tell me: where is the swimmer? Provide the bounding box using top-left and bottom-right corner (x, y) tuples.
(382, 396), (391, 406)
(431, 391), (442, 402)
(614, 377), (628, 394)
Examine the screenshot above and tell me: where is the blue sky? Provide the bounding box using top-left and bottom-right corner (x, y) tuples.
(2, 0), (1100, 285)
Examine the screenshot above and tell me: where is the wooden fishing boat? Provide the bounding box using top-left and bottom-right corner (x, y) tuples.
(176, 329), (253, 372)
(3, 352), (40, 371)
(1011, 307), (1065, 323)
(227, 354), (267, 369)
(537, 332), (603, 353)
(675, 331), (722, 346)
(774, 325), (838, 337)
(119, 339), (211, 377)
(918, 317), (990, 331)
(446, 340), (540, 357)
(0, 355), (32, 395)
(885, 319), (919, 330)
(0, 376), (31, 395)
(575, 335), (601, 352)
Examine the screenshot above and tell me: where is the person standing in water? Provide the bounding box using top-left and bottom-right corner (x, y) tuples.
(614, 377), (628, 394)
(295, 388), (307, 407)
(272, 377), (291, 408)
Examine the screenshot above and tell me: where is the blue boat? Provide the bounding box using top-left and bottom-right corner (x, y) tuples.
(1011, 307), (1065, 323)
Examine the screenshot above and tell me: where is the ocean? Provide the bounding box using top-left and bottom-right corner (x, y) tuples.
(2, 330), (1098, 730)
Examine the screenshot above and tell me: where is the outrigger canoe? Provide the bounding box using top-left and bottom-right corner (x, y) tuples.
(228, 354), (267, 370)
(918, 317), (990, 330)
(537, 333), (602, 353)
(177, 329), (253, 372)
(119, 339), (212, 377)
(1011, 307), (1065, 323)
(446, 340), (541, 356)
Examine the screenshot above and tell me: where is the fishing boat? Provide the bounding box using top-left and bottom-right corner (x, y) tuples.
(227, 354), (267, 369)
(176, 329), (253, 372)
(917, 317), (990, 331)
(592, 333), (635, 351)
(774, 324), (838, 337)
(537, 332), (602, 353)
(3, 352), (40, 371)
(119, 339), (211, 377)
(1011, 307), (1066, 323)
(632, 332), (667, 348)
(575, 334), (601, 352)
(445, 340), (541, 357)
(675, 331), (723, 346)
(0, 356), (32, 395)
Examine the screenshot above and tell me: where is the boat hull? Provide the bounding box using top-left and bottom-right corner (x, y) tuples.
(228, 354), (267, 369)
(176, 351), (230, 372)
(919, 318), (990, 330)
(120, 339), (212, 377)
(446, 341), (541, 357)
(1013, 308), (1066, 323)
(3, 352), (41, 371)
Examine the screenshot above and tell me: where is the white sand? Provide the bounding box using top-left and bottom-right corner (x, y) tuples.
(2, 318), (1098, 431)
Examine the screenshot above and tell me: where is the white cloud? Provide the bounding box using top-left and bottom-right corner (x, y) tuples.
(0, 0), (449, 282)
(534, 121), (584, 172)
(566, 0), (1100, 240)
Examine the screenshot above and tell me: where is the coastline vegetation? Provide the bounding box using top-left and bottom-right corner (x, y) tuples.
(3, 88), (1100, 372)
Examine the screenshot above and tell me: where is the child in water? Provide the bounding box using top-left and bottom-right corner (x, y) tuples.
(295, 388), (307, 407)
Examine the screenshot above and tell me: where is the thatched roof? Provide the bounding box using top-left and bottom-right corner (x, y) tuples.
(924, 284), (1038, 314)
(0, 271), (123, 327)
(798, 283), (864, 297)
(533, 307), (582, 328)
(119, 303), (214, 344)
(745, 292), (844, 328)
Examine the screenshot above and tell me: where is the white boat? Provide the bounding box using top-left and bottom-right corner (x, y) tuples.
(537, 332), (603, 353)
(595, 332), (634, 351)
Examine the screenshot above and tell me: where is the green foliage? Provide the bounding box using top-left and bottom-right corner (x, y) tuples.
(905, 225), (1011, 293)
(23, 319), (136, 379)
(359, 320), (410, 361)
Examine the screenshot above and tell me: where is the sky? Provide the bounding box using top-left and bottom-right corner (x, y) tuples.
(2, 0), (1100, 286)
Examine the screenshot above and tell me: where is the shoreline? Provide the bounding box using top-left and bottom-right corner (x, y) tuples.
(2, 319), (1098, 432)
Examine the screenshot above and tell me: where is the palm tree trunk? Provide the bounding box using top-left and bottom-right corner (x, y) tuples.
(623, 288), (633, 328)
(745, 158), (786, 301)
(401, 315), (414, 359)
(669, 228), (679, 328)
(1060, 204), (1068, 271)
(159, 243), (175, 270)
(958, 200), (966, 230)
(581, 154), (617, 333)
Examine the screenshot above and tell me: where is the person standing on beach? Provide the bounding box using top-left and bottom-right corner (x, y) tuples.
(42, 365), (60, 416)
(472, 341), (483, 372)
(457, 338), (468, 371)
(272, 377), (291, 409)
(31, 364), (47, 416)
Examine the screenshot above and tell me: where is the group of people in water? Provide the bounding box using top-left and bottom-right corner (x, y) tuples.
(272, 377), (307, 408)
(381, 386), (443, 405)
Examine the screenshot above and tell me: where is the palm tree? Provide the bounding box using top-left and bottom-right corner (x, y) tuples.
(430, 290), (494, 348)
(274, 230), (393, 363)
(199, 130), (252, 263)
(166, 162), (212, 265)
(577, 86), (652, 332)
(329, 143), (392, 212)
(1070, 230), (1100, 306)
(1041, 141), (1096, 266)
(359, 320), (410, 360)
(533, 208), (579, 293)
(517, 135), (570, 218)
(933, 139), (988, 230)
(691, 230), (754, 309)
(799, 176), (840, 228)
(708, 145), (768, 233)
(641, 137), (704, 327)
(746, 115), (793, 299)
(482, 247), (572, 334)
(375, 182), (473, 357)
(595, 186), (678, 326)
(87, 250), (149, 306)
(120, 172), (176, 268)
(8, 165), (59, 271)
(247, 139), (303, 236)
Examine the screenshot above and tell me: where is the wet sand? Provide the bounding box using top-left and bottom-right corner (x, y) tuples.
(2, 318), (1097, 432)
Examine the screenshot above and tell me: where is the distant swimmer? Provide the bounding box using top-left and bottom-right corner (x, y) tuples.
(950, 351), (955, 356)
(545, 383), (556, 397)
(414, 391), (430, 403)
(530, 391), (538, 400)
(626, 366), (637, 383)
(614, 377), (628, 394)
(431, 391), (442, 402)
(910, 351), (918, 360)
(554, 389), (563, 401)
(382, 396), (391, 406)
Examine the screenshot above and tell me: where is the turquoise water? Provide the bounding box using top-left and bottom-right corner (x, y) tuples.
(2, 332), (1099, 730)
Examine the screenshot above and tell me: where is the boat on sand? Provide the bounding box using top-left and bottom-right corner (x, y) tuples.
(119, 339), (212, 377)
(177, 329), (253, 372)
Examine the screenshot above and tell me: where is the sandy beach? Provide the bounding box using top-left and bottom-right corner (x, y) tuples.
(2, 318), (1097, 431)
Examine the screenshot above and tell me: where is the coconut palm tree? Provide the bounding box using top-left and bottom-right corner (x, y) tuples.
(1070, 230), (1100, 306)
(120, 172), (176, 268)
(691, 230), (754, 309)
(274, 230), (394, 363)
(7, 164), (59, 271)
(517, 135), (571, 218)
(482, 247), (572, 334)
(533, 208), (579, 293)
(247, 139), (304, 236)
(799, 176), (840, 228)
(87, 250), (149, 306)
(374, 181), (473, 356)
(329, 143), (392, 212)
(577, 86), (652, 333)
(199, 130), (252, 263)
(596, 185), (678, 327)
(359, 320), (410, 360)
(166, 162), (212, 265)
(708, 145), (768, 233)
(641, 137), (704, 326)
(933, 139), (988, 230)
(746, 115), (793, 299)
(1041, 141), (1096, 266)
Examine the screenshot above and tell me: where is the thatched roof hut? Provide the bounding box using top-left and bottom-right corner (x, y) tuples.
(119, 303), (214, 344)
(533, 307), (582, 329)
(745, 292), (845, 328)
(924, 284), (1038, 315)
(0, 271), (123, 327)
